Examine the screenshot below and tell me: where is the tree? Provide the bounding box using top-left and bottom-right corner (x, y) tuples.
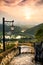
(35, 29), (43, 42)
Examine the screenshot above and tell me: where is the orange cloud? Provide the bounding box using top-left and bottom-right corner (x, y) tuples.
(0, 0), (43, 7)
(0, 0), (43, 25)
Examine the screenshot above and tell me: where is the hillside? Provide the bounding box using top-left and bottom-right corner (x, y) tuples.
(24, 23), (43, 35)
(0, 24), (22, 34)
(0, 23), (43, 36)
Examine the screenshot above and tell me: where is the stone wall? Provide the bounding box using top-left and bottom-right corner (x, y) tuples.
(0, 47), (19, 65)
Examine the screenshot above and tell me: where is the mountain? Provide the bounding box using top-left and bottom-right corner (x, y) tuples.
(0, 24), (22, 34)
(24, 23), (43, 35)
(0, 24), (11, 32)
(0, 23), (43, 36)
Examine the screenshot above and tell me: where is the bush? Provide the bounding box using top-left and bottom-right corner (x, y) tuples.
(35, 29), (43, 42)
(6, 44), (15, 49)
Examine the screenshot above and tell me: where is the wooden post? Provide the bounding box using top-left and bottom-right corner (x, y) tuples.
(19, 47), (21, 54)
(3, 17), (5, 51)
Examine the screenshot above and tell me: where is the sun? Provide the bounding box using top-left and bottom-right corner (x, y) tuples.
(23, 7), (32, 19)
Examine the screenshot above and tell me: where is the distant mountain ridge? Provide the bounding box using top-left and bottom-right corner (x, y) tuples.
(0, 24), (22, 33)
(0, 23), (43, 36)
(24, 23), (43, 35)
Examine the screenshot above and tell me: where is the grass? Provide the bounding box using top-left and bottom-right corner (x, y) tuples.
(0, 49), (3, 53)
(6, 44), (15, 49)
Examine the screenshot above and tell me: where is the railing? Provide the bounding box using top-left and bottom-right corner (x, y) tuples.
(0, 45), (35, 65)
(0, 47), (20, 65)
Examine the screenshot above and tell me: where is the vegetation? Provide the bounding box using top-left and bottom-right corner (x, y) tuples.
(24, 23), (43, 35)
(6, 44), (15, 49)
(0, 24), (22, 33)
(35, 28), (43, 42)
(0, 23), (43, 44)
(0, 23), (43, 36)
(0, 49), (3, 53)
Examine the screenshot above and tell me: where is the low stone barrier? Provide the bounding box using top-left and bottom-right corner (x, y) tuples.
(0, 47), (19, 65)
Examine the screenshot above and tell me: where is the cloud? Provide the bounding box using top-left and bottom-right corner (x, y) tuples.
(1, 0), (25, 6)
(30, 0), (43, 6)
(17, 0), (26, 6)
(16, 0), (43, 6)
(36, 0), (43, 5)
(0, 0), (43, 7)
(21, 0), (26, 2)
(0, 0), (43, 25)
(3, 0), (15, 3)
(3, 0), (26, 3)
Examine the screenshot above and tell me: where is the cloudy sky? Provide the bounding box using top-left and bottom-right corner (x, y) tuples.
(0, 0), (43, 26)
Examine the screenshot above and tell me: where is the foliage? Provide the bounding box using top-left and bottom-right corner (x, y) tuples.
(0, 49), (3, 53)
(6, 44), (15, 49)
(25, 23), (43, 35)
(35, 28), (43, 42)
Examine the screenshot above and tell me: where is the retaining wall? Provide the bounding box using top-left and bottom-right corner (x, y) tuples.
(0, 47), (19, 65)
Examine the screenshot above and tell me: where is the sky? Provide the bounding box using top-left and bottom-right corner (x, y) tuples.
(0, 0), (43, 26)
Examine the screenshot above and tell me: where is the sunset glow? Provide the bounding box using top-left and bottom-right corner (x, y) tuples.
(0, 0), (43, 25)
(24, 7), (33, 20)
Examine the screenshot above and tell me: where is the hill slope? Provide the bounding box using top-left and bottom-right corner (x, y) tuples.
(24, 23), (43, 35)
(0, 24), (22, 34)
